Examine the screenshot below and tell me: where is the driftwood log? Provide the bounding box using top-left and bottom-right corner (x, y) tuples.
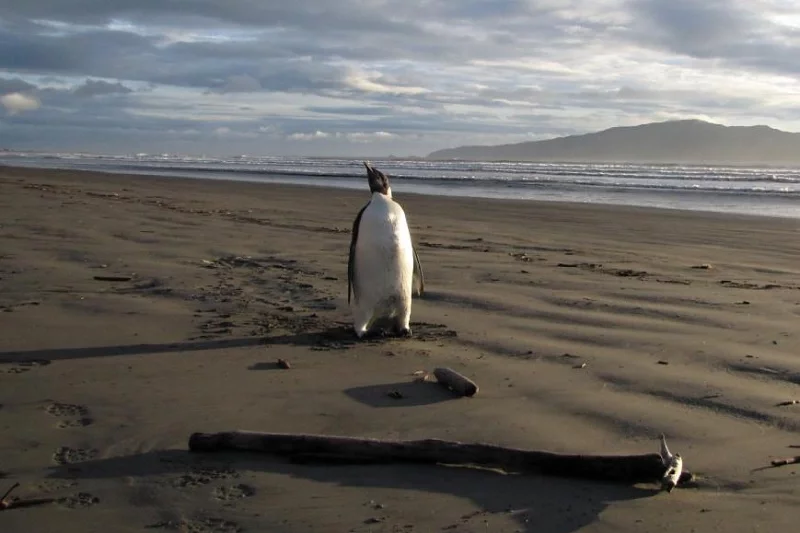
(433, 367), (479, 397)
(188, 431), (693, 487)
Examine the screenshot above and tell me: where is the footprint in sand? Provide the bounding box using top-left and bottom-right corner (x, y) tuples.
(1, 359), (50, 373)
(170, 464), (239, 488)
(57, 492), (100, 509)
(34, 479), (78, 493)
(52, 446), (99, 465)
(212, 484), (255, 502)
(146, 518), (242, 533)
(45, 402), (94, 428)
(56, 418), (93, 428)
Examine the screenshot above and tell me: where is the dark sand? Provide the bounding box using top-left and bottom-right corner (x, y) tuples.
(1, 166), (799, 532)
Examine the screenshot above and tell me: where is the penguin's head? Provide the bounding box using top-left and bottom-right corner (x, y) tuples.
(363, 161), (391, 198)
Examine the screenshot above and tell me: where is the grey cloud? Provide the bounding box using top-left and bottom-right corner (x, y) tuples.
(631, 0), (750, 57)
(73, 79), (133, 97)
(0, 23), (358, 94)
(0, 1), (426, 35)
(0, 26), (155, 76)
(0, 76), (37, 94)
(629, 0), (800, 77)
(304, 105), (394, 116)
(206, 75), (262, 94)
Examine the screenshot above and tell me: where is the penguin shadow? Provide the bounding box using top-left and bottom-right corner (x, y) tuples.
(44, 448), (656, 533)
(343, 380), (458, 408)
(258, 320), (457, 351)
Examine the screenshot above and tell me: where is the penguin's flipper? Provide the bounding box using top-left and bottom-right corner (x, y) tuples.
(412, 245), (425, 298)
(348, 204), (369, 304)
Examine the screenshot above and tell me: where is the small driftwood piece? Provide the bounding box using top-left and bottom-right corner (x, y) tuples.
(433, 367), (478, 397)
(0, 482), (19, 510)
(93, 275), (132, 282)
(0, 482), (55, 511)
(188, 431), (693, 487)
(770, 456), (800, 467)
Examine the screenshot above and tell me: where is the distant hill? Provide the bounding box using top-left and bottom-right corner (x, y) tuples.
(427, 120), (800, 164)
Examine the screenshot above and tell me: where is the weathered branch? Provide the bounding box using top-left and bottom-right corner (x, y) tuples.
(188, 431), (694, 486)
(0, 483), (56, 512)
(770, 456), (800, 467)
(93, 275), (132, 282)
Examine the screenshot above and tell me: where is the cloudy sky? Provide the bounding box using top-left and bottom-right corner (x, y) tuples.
(1, 1), (799, 157)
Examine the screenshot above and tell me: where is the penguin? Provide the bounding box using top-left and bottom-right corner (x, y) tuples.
(348, 162), (424, 338)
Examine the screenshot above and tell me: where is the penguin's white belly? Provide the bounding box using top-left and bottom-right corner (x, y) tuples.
(354, 200), (414, 317)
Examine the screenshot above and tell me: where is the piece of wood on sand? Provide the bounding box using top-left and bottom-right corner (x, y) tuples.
(188, 431), (693, 489)
(93, 275), (132, 282)
(770, 456), (800, 467)
(433, 367), (478, 397)
(0, 482), (56, 511)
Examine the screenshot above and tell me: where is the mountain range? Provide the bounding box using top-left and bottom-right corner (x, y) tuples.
(426, 120), (800, 164)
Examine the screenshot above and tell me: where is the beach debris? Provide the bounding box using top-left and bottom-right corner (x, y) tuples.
(276, 358), (291, 369)
(433, 367), (479, 397)
(0, 482), (56, 511)
(188, 430), (695, 486)
(739, 300), (751, 305)
(770, 456), (800, 467)
(387, 390), (404, 399)
(412, 370), (431, 382)
(691, 264), (713, 270)
(657, 360), (669, 365)
(574, 362), (587, 369)
(775, 400), (798, 407)
(659, 434), (683, 493)
(93, 275), (132, 282)
(366, 499), (386, 510)
(561, 352), (580, 359)
(509, 252), (533, 262)
(0, 482), (20, 509)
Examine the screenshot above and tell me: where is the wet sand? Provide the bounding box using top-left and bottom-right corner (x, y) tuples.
(1, 165), (799, 533)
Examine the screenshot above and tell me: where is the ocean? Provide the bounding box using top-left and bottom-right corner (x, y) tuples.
(3, 151), (800, 219)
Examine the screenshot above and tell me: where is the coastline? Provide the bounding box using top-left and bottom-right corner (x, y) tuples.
(1, 165), (799, 533)
(3, 163), (799, 224)
(3, 158), (800, 220)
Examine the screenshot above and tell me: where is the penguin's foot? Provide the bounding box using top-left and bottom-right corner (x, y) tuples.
(395, 327), (412, 338)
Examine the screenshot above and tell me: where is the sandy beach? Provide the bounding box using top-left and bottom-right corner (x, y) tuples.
(1, 165), (799, 533)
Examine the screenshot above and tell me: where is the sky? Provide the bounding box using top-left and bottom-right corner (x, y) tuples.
(1, 0), (799, 157)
